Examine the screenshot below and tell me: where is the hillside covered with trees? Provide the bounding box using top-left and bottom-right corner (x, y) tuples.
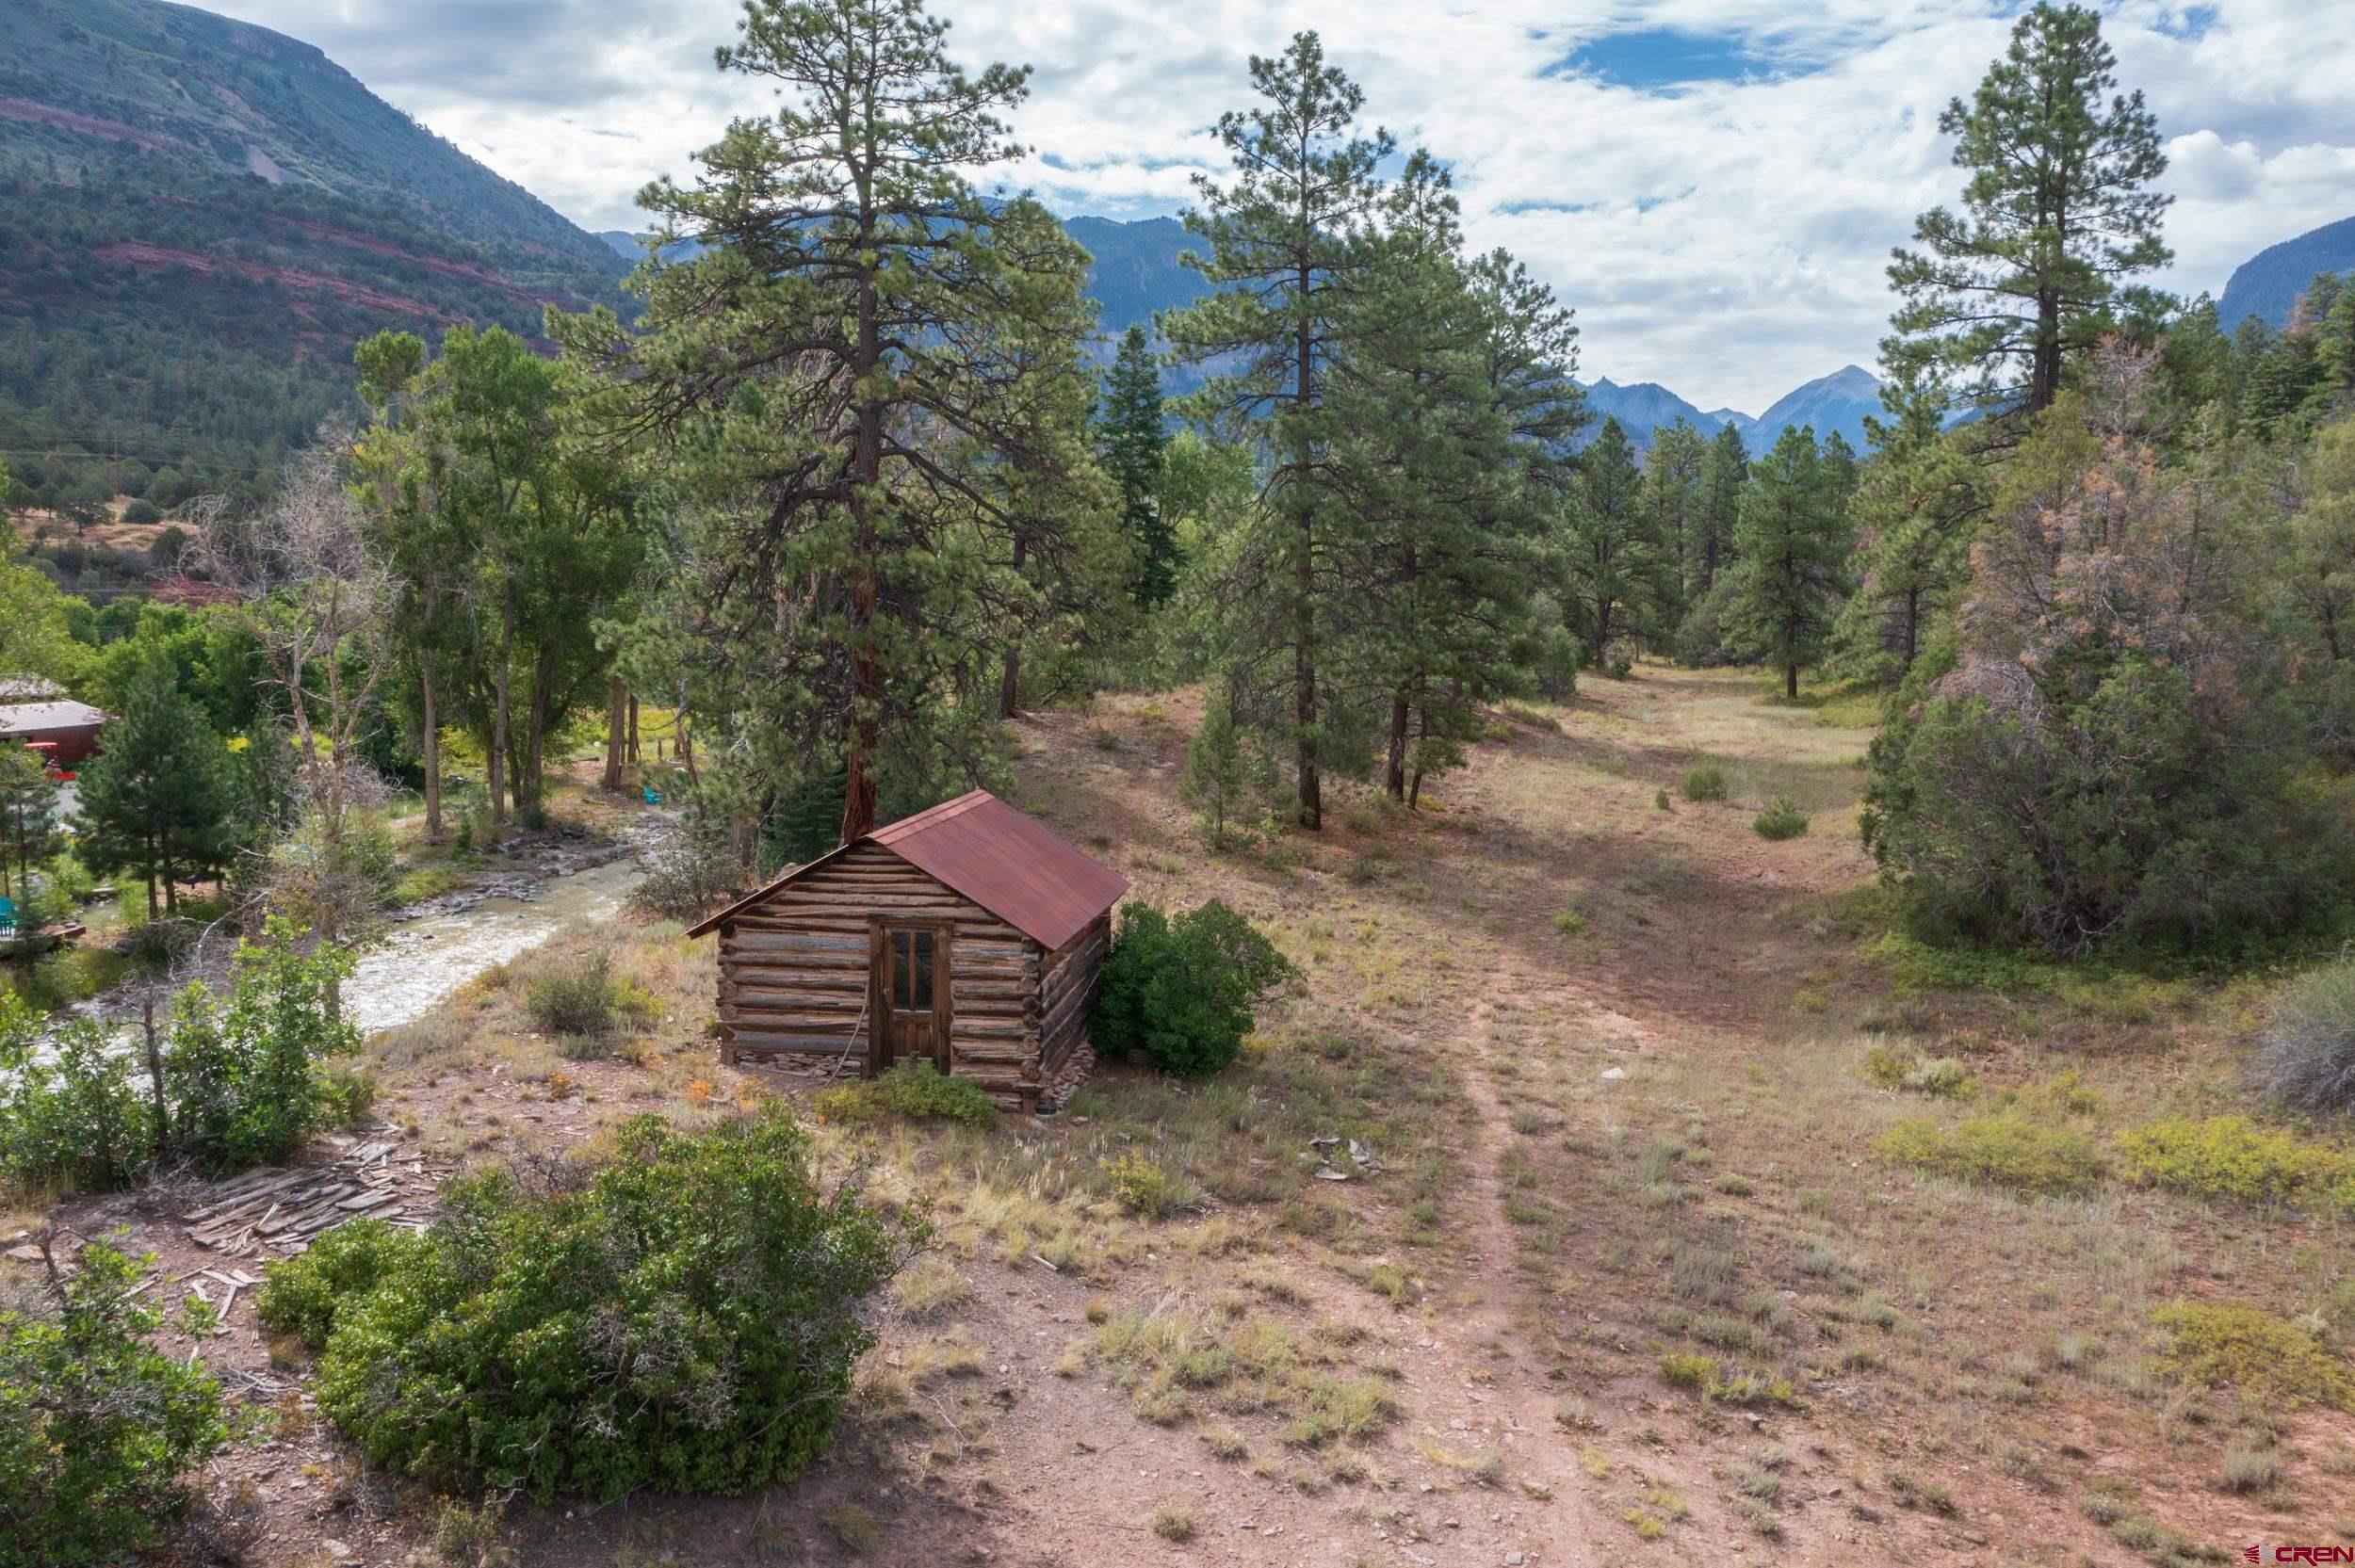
(0, 0), (628, 511)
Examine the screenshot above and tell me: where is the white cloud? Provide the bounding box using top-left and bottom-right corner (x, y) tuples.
(197, 0), (2355, 412)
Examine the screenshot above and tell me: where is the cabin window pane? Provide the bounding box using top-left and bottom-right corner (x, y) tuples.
(910, 931), (934, 1009)
(892, 932), (913, 1010)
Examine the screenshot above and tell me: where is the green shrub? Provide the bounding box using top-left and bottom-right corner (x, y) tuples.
(2116, 1116), (2355, 1213)
(0, 1237), (228, 1562)
(1862, 655), (2336, 957)
(2149, 1301), (2354, 1412)
(1093, 899), (1294, 1078)
(627, 811), (746, 921)
(166, 918), (360, 1174)
(1101, 1151), (1176, 1216)
(0, 1001), (152, 1191)
(1678, 764), (1728, 802)
(1659, 1351), (1715, 1389)
(522, 952), (657, 1039)
(1863, 1043), (1976, 1099)
(811, 1060), (998, 1126)
(258, 1107), (918, 1499)
(1876, 1113), (2105, 1195)
(253, 1218), (435, 1348)
(1752, 797), (1810, 840)
(2257, 960), (2355, 1113)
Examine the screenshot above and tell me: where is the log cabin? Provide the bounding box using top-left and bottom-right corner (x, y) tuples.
(685, 789), (1129, 1113)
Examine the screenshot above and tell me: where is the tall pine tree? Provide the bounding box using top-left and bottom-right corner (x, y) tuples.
(560, 0), (1101, 842)
(1558, 417), (1670, 665)
(74, 666), (234, 917)
(1726, 428), (1854, 699)
(1887, 2), (2171, 414)
(1162, 31), (1392, 830)
(1099, 326), (1176, 607)
(1690, 422), (1748, 594)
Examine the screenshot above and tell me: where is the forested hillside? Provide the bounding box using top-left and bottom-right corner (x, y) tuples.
(0, 0), (626, 510)
(2217, 212), (2355, 328)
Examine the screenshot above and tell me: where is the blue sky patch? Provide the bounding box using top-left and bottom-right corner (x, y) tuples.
(1548, 27), (1780, 89)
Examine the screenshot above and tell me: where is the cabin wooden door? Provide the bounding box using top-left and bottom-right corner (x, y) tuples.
(870, 918), (952, 1075)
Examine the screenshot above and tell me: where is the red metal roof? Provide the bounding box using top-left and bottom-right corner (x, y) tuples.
(687, 789), (1129, 949)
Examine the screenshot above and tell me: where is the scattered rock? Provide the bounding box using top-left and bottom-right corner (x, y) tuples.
(1600, 1067), (1626, 1081)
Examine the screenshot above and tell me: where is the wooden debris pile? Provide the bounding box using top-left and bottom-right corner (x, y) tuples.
(181, 1130), (443, 1262)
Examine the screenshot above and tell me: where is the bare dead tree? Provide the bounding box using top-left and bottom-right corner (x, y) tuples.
(192, 438), (398, 995)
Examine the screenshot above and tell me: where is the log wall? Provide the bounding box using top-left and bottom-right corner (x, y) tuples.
(1035, 912), (1109, 1076)
(714, 842), (1061, 1110)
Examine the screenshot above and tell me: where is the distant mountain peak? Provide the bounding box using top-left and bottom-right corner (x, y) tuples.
(2217, 215), (2355, 331)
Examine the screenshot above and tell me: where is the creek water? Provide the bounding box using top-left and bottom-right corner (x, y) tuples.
(344, 854), (647, 1036)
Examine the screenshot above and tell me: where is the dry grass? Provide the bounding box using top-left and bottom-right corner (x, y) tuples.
(252, 664), (2355, 1568)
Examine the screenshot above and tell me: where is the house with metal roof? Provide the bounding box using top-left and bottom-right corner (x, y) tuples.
(686, 789), (1129, 1112)
(0, 695), (110, 768)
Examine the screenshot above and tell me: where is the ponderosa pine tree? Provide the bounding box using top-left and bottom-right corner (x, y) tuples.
(75, 666), (233, 917)
(1325, 155), (1549, 803)
(1162, 31), (1393, 830)
(1691, 421), (1747, 594)
(1887, 2), (2170, 415)
(1182, 686), (1248, 845)
(1644, 418), (1707, 599)
(1831, 364), (1984, 682)
(1100, 326), (1177, 607)
(561, 0), (1101, 843)
(1557, 416), (1669, 666)
(1726, 428), (1854, 699)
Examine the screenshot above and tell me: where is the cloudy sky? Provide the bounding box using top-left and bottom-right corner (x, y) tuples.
(200, 0), (2355, 412)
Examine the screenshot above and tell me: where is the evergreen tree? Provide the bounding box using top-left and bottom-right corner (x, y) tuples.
(1887, 3), (2171, 413)
(1099, 326), (1177, 606)
(74, 667), (234, 917)
(1644, 418), (1707, 600)
(1181, 687), (1249, 845)
(1726, 428), (1854, 699)
(561, 0), (1102, 843)
(1326, 154), (1557, 803)
(1162, 31), (1392, 830)
(0, 743), (60, 901)
(1691, 422), (1748, 593)
(1558, 417), (1668, 665)
(1831, 365), (1983, 682)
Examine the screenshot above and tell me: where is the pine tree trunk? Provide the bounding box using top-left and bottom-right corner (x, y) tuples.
(1384, 689), (1410, 800)
(627, 696), (640, 763)
(142, 991), (167, 1157)
(603, 677), (627, 790)
(1407, 702), (1431, 811)
(1000, 533), (1026, 719)
(1787, 662), (1799, 700)
(421, 655), (443, 843)
(1292, 262), (1321, 831)
(840, 200), (884, 846)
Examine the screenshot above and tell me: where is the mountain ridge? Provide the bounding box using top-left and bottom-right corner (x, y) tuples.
(0, 0), (630, 507)
(2217, 215), (2355, 330)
